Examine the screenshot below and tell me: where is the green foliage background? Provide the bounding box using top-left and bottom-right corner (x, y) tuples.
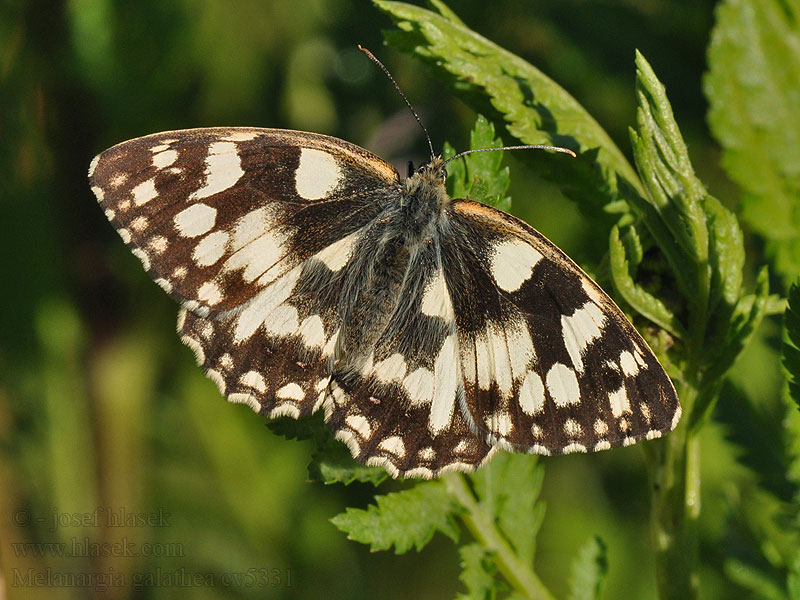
(1, 0), (798, 599)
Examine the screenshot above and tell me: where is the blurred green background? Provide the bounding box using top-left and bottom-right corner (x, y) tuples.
(0, 0), (784, 598)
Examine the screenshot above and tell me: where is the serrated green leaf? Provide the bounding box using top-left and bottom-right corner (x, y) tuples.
(445, 115), (511, 209)
(609, 224), (685, 338)
(471, 452), (544, 564)
(705, 0), (800, 287)
(725, 559), (788, 600)
(374, 0), (644, 221)
(331, 481), (460, 553)
(309, 437), (389, 486)
(268, 413), (388, 485)
(630, 51), (710, 310)
(567, 536), (608, 600)
(457, 543), (498, 600)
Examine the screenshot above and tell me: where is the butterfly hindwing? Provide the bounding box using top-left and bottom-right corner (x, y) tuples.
(443, 199), (680, 454)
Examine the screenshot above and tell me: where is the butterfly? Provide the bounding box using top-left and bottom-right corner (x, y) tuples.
(89, 117), (680, 479)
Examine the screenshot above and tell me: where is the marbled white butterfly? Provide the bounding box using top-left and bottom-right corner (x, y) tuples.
(89, 60), (680, 479)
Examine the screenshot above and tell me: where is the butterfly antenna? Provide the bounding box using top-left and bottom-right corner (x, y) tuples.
(359, 45), (436, 162)
(443, 144), (576, 166)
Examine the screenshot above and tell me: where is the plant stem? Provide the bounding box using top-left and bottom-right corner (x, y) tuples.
(647, 380), (701, 600)
(444, 472), (557, 600)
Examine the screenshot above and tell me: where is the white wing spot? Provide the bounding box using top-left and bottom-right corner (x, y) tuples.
(314, 231), (359, 272)
(132, 179), (158, 206)
(227, 392), (262, 413)
(193, 230), (229, 266)
(418, 447), (436, 461)
(104, 208), (115, 220)
(206, 369), (225, 393)
(298, 315), (326, 348)
(223, 131), (259, 141)
(131, 248), (151, 271)
(378, 436), (406, 457)
(152, 149), (178, 169)
(345, 415), (372, 439)
(322, 328), (340, 358)
(173, 266), (187, 280)
(149, 236), (168, 254)
(295, 148), (341, 200)
(88, 155), (99, 177)
(239, 371), (267, 393)
(92, 186), (104, 202)
(531, 424), (543, 438)
(197, 281), (223, 306)
(546, 362), (580, 407)
(646, 430), (662, 440)
(130, 216), (149, 232)
(486, 411), (513, 436)
(276, 382), (304, 400)
(403, 368), (434, 406)
(219, 353), (234, 370)
(562, 302), (606, 373)
(155, 278), (173, 293)
(518, 370), (545, 415)
(608, 386), (630, 417)
(374, 353), (407, 383)
(491, 238), (543, 293)
(564, 418), (582, 438)
(421, 269), (454, 319)
(191, 141), (245, 200)
(594, 440), (611, 451)
(619, 350), (639, 376)
(594, 419), (609, 436)
(175, 203), (217, 238)
(429, 333), (459, 434)
(563, 442), (587, 454)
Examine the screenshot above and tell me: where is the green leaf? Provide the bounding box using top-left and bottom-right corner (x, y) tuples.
(471, 453), (544, 564)
(445, 115), (511, 210)
(783, 279), (800, 410)
(331, 480), (460, 553)
(374, 0), (644, 221)
(705, 0), (800, 287)
(702, 194), (746, 355)
(268, 414), (389, 486)
(457, 543), (498, 600)
(630, 50), (710, 312)
(567, 536), (609, 600)
(609, 224), (685, 338)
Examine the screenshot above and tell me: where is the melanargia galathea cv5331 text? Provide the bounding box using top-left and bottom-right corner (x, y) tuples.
(89, 119), (680, 478)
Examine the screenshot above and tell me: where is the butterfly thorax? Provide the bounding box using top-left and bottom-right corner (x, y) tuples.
(399, 156), (450, 239)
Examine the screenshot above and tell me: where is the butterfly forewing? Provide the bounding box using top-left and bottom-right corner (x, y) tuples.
(89, 127), (399, 316)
